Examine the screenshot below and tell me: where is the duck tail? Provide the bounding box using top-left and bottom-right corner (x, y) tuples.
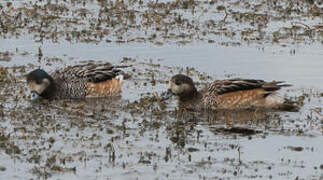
(263, 81), (292, 92)
(113, 65), (132, 80)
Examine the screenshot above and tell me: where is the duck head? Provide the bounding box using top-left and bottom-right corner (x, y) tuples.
(163, 74), (197, 101)
(26, 69), (55, 101)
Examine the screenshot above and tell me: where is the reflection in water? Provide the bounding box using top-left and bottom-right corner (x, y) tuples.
(167, 107), (282, 135)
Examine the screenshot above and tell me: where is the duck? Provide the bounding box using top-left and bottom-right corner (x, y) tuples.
(26, 63), (129, 100)
(163, 74), (298, 111)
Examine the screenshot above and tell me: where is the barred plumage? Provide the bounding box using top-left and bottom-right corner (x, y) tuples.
(26, 63), (128, 100)
(163, 74), (294, 111)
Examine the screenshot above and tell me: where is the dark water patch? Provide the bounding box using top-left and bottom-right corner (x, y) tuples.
(286, 146), (304, 152)
(213, 127), (262, 136)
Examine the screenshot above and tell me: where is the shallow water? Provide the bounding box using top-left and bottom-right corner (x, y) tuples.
(0, 0), (322, 179)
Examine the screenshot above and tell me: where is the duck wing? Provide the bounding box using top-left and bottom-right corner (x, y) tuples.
(208, 78), (291, 96)
(52, 63), (129, 82)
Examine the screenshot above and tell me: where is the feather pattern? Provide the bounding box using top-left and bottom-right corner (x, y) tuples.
(203, 78), (291, 109)
(165, 74), (293, 110)
(36, 63), (128, 99)
(51, 63), (124, 82)
(207, 78), (290, 95)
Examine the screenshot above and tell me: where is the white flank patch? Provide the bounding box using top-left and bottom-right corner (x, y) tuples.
(116, 75), (124, 82)
(265, 92), (284, 106)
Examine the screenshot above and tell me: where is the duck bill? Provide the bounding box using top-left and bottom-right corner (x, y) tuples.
(30, 91), (41, 101)
(162, 89), (174, 101)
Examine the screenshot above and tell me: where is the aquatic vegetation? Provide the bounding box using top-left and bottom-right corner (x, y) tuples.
(1, 61), (322, 179)
(0, 0), (321, 45)
(0, 0), (322, 179)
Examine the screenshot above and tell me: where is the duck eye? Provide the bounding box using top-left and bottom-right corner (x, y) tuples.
(35, 80), (42, 85)
(175, 79), (181, 85)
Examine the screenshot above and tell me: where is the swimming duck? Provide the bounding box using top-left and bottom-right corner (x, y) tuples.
(26, 63), (128, 100)
(163, 74), (296, 111)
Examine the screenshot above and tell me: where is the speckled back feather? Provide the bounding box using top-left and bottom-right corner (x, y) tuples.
(207, 78), (289, 95)
(52, 63), (124, 82)
(49, 63), (127, 99)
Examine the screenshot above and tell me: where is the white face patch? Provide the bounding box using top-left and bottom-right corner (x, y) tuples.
(27, 78), (50, 95)
(168, 81), (181, 94)
(168, 81), (172, 90)
(168, 81), (191, 95)
(115, 75), (124, 82)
